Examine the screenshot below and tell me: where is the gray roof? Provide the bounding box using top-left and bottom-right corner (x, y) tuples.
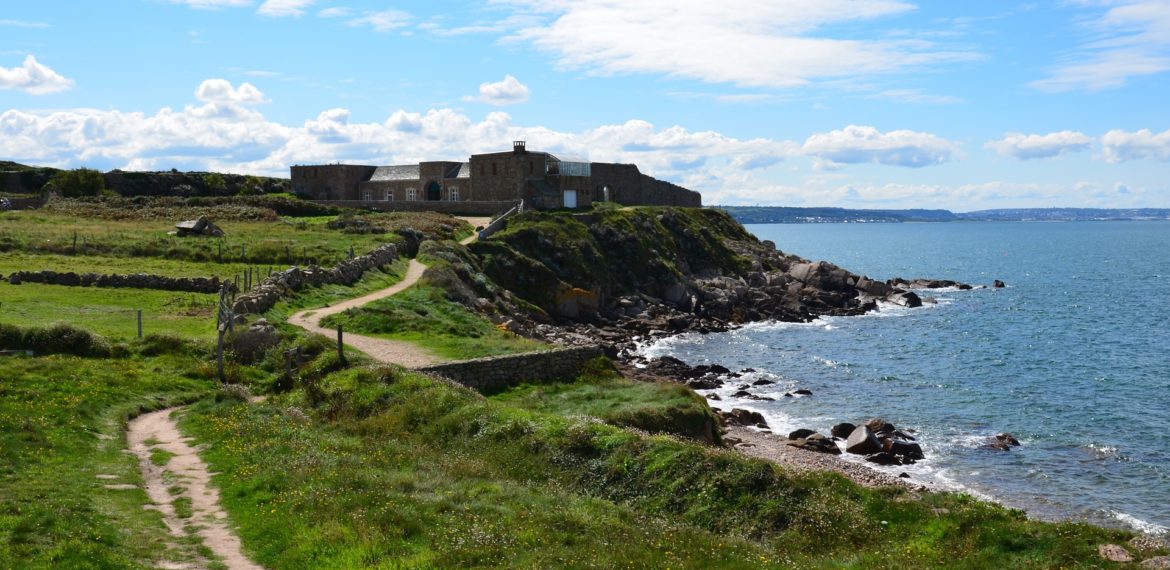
(446, 163), (471, 179)
(369, 165), (420, 182)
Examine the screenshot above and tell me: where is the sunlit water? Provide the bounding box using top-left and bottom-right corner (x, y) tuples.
(641, 221), (1170, 534)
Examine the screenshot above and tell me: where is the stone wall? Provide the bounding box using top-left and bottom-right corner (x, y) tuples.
(291, 165), (378, 201)
(590, 163), (701, 207)
(315, 200), (516, 216)
(416, 345), (605, 392)
(3, 270), (230, 293)
(233, 243), (400, 314)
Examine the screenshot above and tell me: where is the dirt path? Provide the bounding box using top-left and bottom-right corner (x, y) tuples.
(128, 408), (264, 570)
(287, 216), (492, 368)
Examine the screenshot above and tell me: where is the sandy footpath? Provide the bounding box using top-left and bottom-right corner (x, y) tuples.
(127, 408), (264, 570)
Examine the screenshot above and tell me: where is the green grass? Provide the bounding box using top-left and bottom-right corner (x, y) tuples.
(177, 362), (1134, 569)
(0, 352), (216, 569)
(149, 449), (176, 467)
(0, 251), (261, 281)
(262, 259), (411, 325)
(487, 361), (720, 443)
(0, 210), (396, 266)
(318, 285), (549, 360)
(0, 281), (218, 341)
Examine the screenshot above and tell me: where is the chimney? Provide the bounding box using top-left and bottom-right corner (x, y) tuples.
(513, 140), (526, 154)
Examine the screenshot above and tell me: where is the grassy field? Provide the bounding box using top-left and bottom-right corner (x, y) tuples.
(0, 210), (395, 267)
(0, 349), (216, 569)
(318, 285), (549, 359)
(177, 360), (1138, 569)
(0, 282), (218, 341)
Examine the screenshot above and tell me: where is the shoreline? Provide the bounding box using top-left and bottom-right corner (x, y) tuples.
(723, 425), (930, 490)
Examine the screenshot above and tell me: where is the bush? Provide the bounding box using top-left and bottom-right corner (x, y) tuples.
(136, 333), (197, 357)
(44, 168), (108, 198)
(0, 322), (112, 357)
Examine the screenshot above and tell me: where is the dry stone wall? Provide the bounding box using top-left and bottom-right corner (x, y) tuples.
(233, 243), (400, 314)
(3, 270), (230, 293)
(416, 345), (604, 392)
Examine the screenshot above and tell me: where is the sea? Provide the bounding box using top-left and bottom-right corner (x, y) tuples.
(639, 221), (1170, 534)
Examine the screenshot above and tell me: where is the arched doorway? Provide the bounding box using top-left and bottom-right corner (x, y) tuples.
(425, 181), (441, 201)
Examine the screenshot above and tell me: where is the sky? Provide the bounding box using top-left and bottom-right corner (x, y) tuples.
(2, 1), (1169, 211)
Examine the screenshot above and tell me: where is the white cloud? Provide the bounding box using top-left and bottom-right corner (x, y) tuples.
(500, 0), (980, 88)
(1102, 128), (1170, 162)
(0, 19), (48, 28)
(257, 0), (314, 17)
(1031, 1), (1170, 92)
(464, 75), (531, 106)
(801, 125), (959, 168)
(317, 7), (350, 18)
(348, 10), (411, 32)
(194, 79), (268, 104)
(167, 0), (253, 9)
(866, 89), (963, 105)
(987, 131), (1093, 159)
(0, 55), (74, 95)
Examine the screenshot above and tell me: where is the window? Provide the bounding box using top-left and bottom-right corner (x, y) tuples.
(362, 190), (371, 201)
(407, 188), (417, 201)
(384, 189), (393, 201)
(449, 186), (459, 201)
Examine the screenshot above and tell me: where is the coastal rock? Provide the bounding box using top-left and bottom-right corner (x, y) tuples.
(720, 408), (769, 429)
(994, 279), (1006, 288)
(886, 290), (923, 308)
(687, 377), (722, 390)
(787, 433), (841, 455)
(792, 389), (813, 396)
(1141, 556), (1170, 569)
(866, 418), (896, 434)
(1132, 535), (1170, 552)
(788, 428), (817, 440)
(887, 440), (925, 461)
(865, 452), (902, 466)
(996, 432), (1021, 446)
(846, 426), (883, 455)
(831, 422), (856, 439)
(706, 393), (721, 401)
(751, 379), (775, 386)
(1099, 544), (1134, 563)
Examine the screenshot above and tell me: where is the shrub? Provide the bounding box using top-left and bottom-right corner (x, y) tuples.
(2, 323), (113, 357)
(44, 168), (108, 198)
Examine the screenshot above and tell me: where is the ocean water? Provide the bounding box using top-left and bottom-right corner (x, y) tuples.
(641, 221), (1170, 534)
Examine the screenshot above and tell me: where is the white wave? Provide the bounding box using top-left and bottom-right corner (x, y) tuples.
(1114, 512), (1169, 536)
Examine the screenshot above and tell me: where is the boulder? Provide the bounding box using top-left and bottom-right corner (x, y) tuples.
(888, 440), (925, 461)
(792, 388), (813, 396)
(721, 408), (769, 429)
(866, 452), (901, 466)
(846, 426), (883, 455)
(788, 434), (841, 455)
(995, 432), (1021, 446)
(866, 418), (896, 434)
(687, 377), (722, 390)
(175, 216), (224, 237)
(886, 290), (923, 308)
(1098, 544), (1134, 563)
(831, 422), (856, 439)
(994, 280), (1006, 288)
(1141, 556), (1170, 569)
(788, 428), (817, 440)
(751, 379), (775, 386)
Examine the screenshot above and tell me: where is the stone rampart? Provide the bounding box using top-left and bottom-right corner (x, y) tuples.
(233, 243), (400, 314)
(316, 200), (514, 216)
(416, 345), (605, 392)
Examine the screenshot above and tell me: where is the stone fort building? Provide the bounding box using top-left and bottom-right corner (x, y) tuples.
(291, 141), (701, 213)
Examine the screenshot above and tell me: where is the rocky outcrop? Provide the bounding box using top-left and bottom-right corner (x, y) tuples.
(718, 408), (769, 429)
(233, 243), (399, 314)
(4, 269), (230, 293)
(846, 426), (883, 455)
(174, 216), (224, 237)
(984, 432), (1022, 451)
(787, 433), (841, 455)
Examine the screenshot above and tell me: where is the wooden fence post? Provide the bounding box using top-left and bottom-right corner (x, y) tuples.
(136, 309), (143, 339)
(336, 325), (345, 364)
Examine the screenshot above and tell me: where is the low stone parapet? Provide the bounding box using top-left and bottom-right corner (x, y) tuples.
(232, 243), (400, 314)
(3, 269), (228, 293)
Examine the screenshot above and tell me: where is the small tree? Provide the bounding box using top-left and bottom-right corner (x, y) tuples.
(203, 172), (227, 194)
(237, 175), (264, 196)
(44, 168), (106, 197)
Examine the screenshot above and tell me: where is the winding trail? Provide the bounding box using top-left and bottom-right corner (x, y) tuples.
(287, 217), (491, 368)
(128, 408), (263, 570)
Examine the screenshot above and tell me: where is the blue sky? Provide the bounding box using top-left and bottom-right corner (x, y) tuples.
(2, 0), (1169, 210)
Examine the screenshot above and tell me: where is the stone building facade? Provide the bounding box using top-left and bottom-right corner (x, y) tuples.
(291, 141), (701, 211)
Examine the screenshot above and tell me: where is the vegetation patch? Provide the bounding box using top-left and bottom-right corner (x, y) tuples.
(319, 285), (548, 360)
(489, 358), (720, 443)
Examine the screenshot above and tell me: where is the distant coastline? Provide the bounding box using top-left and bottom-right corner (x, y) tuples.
(717, 205), (1170, 224)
